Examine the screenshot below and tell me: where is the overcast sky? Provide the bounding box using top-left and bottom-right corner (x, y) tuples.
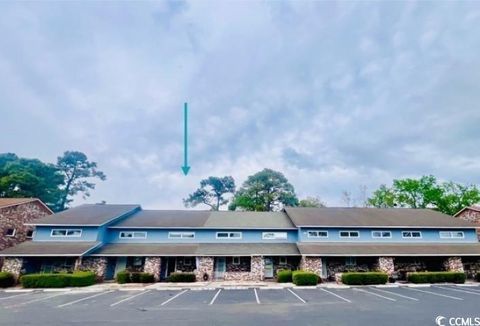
(1, 1), (479, 209)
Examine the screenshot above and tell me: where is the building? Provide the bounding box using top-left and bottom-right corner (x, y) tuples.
(454, 206), (480, 235)
(1, 204), (479, 281)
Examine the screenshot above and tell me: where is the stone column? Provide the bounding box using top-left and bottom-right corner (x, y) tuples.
(1, 258), (24, 281)
(195, 256), (214, 281)
(144, 257), (161, 281)
(377, 257), (395, 276)
(299, 256), (322, 275)
(80, 257), (108, 281)
(443, 257), (464, 272)
(74, 257), (83, 271)
(251, 256), (265, 281)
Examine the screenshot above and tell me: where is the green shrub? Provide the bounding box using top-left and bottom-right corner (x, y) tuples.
(130, 272), (141, 283)
(407, 272), (466, 284)
(0, 272), (15, 288)
(116, 270), (130, 284)
(277, 270), (293, 283)
(167, 272), (196, 283)
(68, 272), (96, 287)
(292, 271), (319, 286)
(20, 272), (96, 288)
(139, 273), (155, 283)
(341, 272), (388, 285)
(116, 271), (155, 283)
(476, 273), (480, 282)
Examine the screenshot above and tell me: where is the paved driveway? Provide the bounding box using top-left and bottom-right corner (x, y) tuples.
(1, 285), (479, 325)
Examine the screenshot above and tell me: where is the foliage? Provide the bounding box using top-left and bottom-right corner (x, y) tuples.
(115, 270), (155, 284)
(367, 175), (480, 215)
(116, 271), (130, 284)
(0, 272), (15, 288)
(20, 272), (96, 288)
(0, 153), (64, 210)
(139, 273), (155, 283)
(341, 272), (388, 285)
(57, 151), (106, 211)
(167, 272), (196, 283)
(299, 196), (326, 208)
(229, 169), (298, 211)
(292, 271), (319, 286)
(407, 272), (466, 284)
(276, 270), (293, 283)
(184, 176), (236, 210)
(476, 272), (480, 282)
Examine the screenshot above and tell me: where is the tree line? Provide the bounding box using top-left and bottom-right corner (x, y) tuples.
(0, 151), (106, 212)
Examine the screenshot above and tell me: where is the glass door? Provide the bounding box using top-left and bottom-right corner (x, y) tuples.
(264, 258), (274, 278)
(215, 257), (226, 280)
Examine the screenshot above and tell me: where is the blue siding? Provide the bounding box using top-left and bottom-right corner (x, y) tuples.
(34, 226), (100, 241)
(107, 229), (298, 243)
(298, 228), (478, 243)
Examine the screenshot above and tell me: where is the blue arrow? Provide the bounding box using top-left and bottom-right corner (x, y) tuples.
(181, 102), (190, 175)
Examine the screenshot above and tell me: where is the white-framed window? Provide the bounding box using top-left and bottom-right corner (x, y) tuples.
(168, 232), (195, 239)
(279, 257), (287, 265)
(439, 231), (464, 239)
(262, 232), (287, 240)
(51, 229), (82, 238)
(339, 231), (360, 238)
(232, 257), (240, 265)
(216, 232), (242, 239)
(402, 231), (422, 239)
(345, 257), (356, 266)
(119, 231), (147, 239)
(26, 230), (34, 239)
(307, 230), (329, 238)
(371, 231), (392, 239)
(5, 228), (16, 237)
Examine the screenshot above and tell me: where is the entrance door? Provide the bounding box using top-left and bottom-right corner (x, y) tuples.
(215, 257), (226, 280)
(105, 258), (117, 280)
(264, 258), (274, 278)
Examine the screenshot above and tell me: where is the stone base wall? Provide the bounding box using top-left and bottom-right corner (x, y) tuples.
(299, 256), (322, 275)
(377, 257), (395, 276)
(78, 257), (107, 281)
(144, 257), (161, 281)
(226, 257), (251, 272)
(443, 257), (464, 272)
(195, 257), (214, 281)
(224, 272), (259, 281)
(1, 257), (23, 280)
(175, 257), (196, 273)
(220, 256), (264, 281)
(463, 258), (480, 279)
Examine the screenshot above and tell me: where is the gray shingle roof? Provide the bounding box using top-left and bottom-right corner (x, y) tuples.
(285, 207), (478, 228)
(29, 204), (140, 226)
(204, 211), (295, 229)
(111, 210), (210, 228)
(196, 243), (299, 256)
(0, 241), (100, 256)
(297, 242), (480, 256)
(91, 243), (199, 256)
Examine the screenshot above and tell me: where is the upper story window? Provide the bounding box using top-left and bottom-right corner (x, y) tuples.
(371, 231), (392, 239)
(168, 232), (195, 239)
(216, 232), (242, 239)
(119, 231), (147, 239)
(439, 231), (464, 239)
(5, 228), (16, 237)
(402, 231), (422, 239)
(51, 229), (82, 237)
(339, 231), (360, 238)
(262, 232), (287, 240)
(307, 231), (328, 238)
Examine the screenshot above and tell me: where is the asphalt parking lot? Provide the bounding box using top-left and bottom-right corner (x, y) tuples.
(1, 285), (479, 325)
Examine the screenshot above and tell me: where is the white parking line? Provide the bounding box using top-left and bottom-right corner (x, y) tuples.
(254, 288), (260, 304)
(369, 288), (418, 301)
(434, 286), (480, 296)
(7, 292), (67, 308)
(354, 288), (396, 302)
(0, 292), (31, 301)
(160, 290), (188, 306)
(319, 288), (351, 303)
(287, 289), (306, 304)
(405, 288), (463, 301)
(110, 290), (151, 307)
(209, 289), (221, 305)
(58, 291), (114, 308)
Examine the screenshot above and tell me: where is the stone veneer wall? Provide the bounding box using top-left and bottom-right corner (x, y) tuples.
(223, 256), (265, 281)
(299, 256), (322, 275)
(456, 208), (480, 239)
(144, 257), (161, 281)
(175, 257), (196, 273)
(78, 257), (108, 281)
(443, 257), (464, 272)
(1, 257), (23, 280)
(377, 257), (395, 276)
(463, 257), (480, 279)
(195, 256), (214, 281)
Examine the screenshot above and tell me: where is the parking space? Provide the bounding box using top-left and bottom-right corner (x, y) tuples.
(256, 289), (303, 304)
(213, 289), (257, 305)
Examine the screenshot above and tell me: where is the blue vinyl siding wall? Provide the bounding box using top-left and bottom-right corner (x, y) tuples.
(107, 229), (298, 243)
(34, 226), (100, 241)
(298, 228), (478, 243)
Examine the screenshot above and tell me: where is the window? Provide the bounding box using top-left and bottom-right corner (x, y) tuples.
(51, 229), (82, 237)
(216, 232), (242, 239)
(184, 257), (193, 266)
(5, 228), (16, 237)
(26, 230), (34, 239)
(262, 232), (287, 240)
(232, 257), (240, 265)
(307, 231), (328, 238)
(402, 231), (422, 238)
(345, 257), (356, 266)
(168, 232), (195, 239)
(371, 231), (392, 238)
(119, 231), (147, 239)
(279, 257), (287, 265)
(439, 231), (464, 239)
(339, 231), (359, 238)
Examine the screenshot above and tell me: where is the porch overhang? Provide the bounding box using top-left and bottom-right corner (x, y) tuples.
(0, 241), (101, 257)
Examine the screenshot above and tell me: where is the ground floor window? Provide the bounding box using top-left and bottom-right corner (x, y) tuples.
(461, 257), (480, 279)
(126, 257), (145, 272)
(225, 257), (250, 272)
(22, 257), (76, 274)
